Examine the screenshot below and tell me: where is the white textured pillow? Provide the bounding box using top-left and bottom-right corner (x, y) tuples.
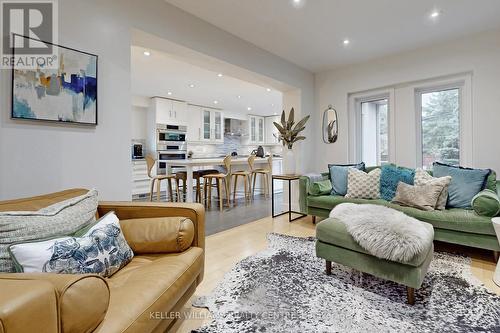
(9, 212), (133, 277)
(345, 168), (381, 199)
(414, 169), (452, 210)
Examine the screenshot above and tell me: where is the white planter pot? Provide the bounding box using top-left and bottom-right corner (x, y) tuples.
(283, 148), (296, 175)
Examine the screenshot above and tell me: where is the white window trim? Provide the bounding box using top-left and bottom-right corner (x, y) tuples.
(414, 74), (472, 168)
(348, 89), (396, 164)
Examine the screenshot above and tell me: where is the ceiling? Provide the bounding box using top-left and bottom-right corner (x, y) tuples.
(131, 46), (283, 116)
(165, 0), (500, 72)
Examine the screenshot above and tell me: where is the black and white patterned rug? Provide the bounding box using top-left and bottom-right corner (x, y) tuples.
(193, 233), (500, 333)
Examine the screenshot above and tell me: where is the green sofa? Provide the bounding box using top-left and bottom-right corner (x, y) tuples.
(299, 168), (500, 253)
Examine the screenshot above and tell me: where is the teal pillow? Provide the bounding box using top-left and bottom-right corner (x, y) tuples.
(328, 163), (365, 196)
(309, 179), (333, 196)
(433, 162), (491, 209)
(472, 189), (500, 217)
(380, 165), (415, 201)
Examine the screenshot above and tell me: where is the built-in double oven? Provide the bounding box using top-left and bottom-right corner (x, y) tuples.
(156, 124), (187, 174)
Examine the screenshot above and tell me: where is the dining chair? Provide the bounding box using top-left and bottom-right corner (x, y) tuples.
(249, 154), (272, 198)
(201, 156), (231, 211)
(145, 155), (175, 202)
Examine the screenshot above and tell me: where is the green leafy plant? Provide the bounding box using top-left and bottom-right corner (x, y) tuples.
(327, 119), (338, 143)
(273, 108), (310, 149)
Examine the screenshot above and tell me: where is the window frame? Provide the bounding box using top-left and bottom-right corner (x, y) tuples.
(414, 77), (471, 169)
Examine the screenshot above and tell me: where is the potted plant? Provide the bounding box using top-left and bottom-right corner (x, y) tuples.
(273, 108), (310, 174)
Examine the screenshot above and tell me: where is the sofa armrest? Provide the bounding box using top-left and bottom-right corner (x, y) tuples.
(0, 278), (58, 333)
(299, 173), (330, 214)
(0, 273), (109, 333)
(97, 202), (205, 250)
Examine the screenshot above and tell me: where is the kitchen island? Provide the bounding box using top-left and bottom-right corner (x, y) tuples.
(161, 156), (282, 202)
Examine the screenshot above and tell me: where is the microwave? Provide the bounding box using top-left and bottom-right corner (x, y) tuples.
(157, 124), (187, 143)
(132, 143), (143, 159)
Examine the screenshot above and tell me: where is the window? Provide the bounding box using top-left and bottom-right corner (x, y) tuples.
(360, 98), (389, 166)
(418, 88), (460, 170)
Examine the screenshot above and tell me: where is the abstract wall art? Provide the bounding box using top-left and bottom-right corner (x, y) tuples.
(12, 35), (98, 125)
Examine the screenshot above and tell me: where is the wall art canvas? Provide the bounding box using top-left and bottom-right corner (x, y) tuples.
(12, 36), (98, 125)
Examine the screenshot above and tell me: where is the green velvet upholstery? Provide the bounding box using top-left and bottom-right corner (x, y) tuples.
(299, 174), (500, 251)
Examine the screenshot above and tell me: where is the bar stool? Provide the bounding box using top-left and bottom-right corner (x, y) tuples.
(201, 156), (231, 211)
(175, 169), (219, 202)
(232, 158), (252, 204)
(145, 155), (175, 202)
(249, 154), (272, 198)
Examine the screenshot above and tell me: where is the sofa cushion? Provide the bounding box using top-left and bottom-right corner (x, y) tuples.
(94, 247), (203, 333)
(120, 217), (195, 254)
(309, 179), (333, 196)
(0, 189), (98, 272)
(345, 168), (381, 199)
(308, 195), (388, 210)
(380, 165), (415, 201)
(316, 218), (431, 266)
(432, 162), (490, 209)
(328, 162), (365, 196)
(414, 168), (452, 210)
(392, 181), (444, 211)
(472, 189), (500, 217)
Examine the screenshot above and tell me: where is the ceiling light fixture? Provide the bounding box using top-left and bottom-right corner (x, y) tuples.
(291, 0), (304, 8)
(217, 73), (223, 77)
(143, 51), (151, 56)
(213, 100), (219, 104)
(237, 95), (241, 99)
(430, 10), (440, 19)
(343, 39), (350, 45)
(271, 103), (275, 107)
(247, 107), (252, 111)
(266, 88), (271, 92)
(189, 84), (195, 88)
(167, 91), (172, 95)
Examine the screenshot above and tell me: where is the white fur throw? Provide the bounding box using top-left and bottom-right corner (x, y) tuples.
(329, 203), (434, 263)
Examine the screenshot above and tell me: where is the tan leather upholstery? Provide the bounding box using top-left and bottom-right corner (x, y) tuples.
(94, 248), (203, 333)
(0, 279), (58, 333)
(120, 217), (195, 254)
(0, 273), (109, 333)
(0, 190), (205, 333)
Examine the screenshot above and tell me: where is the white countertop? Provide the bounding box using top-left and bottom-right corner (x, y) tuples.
(160, 156), (281, 166)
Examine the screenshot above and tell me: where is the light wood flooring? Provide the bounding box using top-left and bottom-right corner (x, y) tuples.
(174, 215), (500, 332)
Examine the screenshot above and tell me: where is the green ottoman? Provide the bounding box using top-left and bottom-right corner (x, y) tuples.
(316, 217), (434, 304)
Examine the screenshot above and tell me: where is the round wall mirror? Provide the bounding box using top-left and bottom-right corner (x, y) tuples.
(323, 105), (338, 143)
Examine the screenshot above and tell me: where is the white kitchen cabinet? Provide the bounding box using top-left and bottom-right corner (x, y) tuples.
(249, 115), (265, 144)
(151, 97), (187, 125)
(200, 109), (224, 143)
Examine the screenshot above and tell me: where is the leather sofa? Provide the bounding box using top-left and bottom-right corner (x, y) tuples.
(299, 168), (500, 253)
(0, 189), (205, 333)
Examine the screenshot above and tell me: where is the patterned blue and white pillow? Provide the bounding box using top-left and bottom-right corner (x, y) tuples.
(8, 212), (133, 277)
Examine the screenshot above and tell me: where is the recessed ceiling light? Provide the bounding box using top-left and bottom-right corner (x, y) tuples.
(143, 51), (151, 56)
(213, 100), (219, 104)
(167, 91), (172, 95)
(266, 88), (271, 92)
(274, 112), (277, 115)
(271, 103), (275, 107)
(217, 73), (223, 77)
(189, 84), (195, 88)
(247, 107), (252, 111)
(430, 10), (440, 19)
(237, 95), (241, 99)
(343, 39), (350, 45)
(291, 0), (303, 8)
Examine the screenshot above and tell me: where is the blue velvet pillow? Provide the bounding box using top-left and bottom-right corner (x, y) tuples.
(432, 162), (491, 209)
(328, 163), (365, 196)
(380, 165), (415, 201)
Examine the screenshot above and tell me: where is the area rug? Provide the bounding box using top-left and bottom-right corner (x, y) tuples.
(192, 233), (500, 333)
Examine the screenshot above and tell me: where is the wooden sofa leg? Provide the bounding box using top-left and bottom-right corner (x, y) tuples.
(493, 251), (499, 263)
(312, 216), (316, 224)
(407, 287), (415, 305)
(326, 260), (332, 275)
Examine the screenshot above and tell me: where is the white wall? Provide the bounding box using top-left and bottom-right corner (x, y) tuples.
(131, 106), (148, 141)
(0, 0), (314, 200)
(313, 28), (500, 173)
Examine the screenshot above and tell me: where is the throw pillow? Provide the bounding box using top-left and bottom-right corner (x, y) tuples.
(432, 162), (491, 209)
(380, 165), (415, 201)
(328, 162), (366, 196)
(471, 189), (500, 217)
(345, 168), (381, 199)
(0, 189), (98, 273)
(309, 179), (333, 196)
(9, 212), (133, 277)
(392, 182), (444, 211)
(414, 168), (452, 210)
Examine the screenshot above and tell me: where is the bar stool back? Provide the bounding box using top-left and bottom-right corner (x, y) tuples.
(145, 155), (175, 201)
(249, 155), (272, 198)
(201, 156), (231, 211)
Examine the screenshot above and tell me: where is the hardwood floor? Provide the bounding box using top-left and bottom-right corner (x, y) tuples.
(173, 215), (500, 332)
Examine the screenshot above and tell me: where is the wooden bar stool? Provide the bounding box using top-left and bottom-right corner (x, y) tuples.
(249, 154), (272, 198)
(175, 169), (219, 202)
(145, 155), (175, 202)
(201, 156), (231, 211)
(232, 158), (252, 204)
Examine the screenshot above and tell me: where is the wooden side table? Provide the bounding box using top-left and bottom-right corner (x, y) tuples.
(271, 174), (307, 222)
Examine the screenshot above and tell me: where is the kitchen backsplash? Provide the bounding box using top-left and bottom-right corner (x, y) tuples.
(188, 134), (282, 158)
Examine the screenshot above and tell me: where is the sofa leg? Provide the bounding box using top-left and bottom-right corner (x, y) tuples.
(326, 260), (332, 275)
(493, 251), (499, 263)
(407, 287), (415, 305)
(312, 216), (316, 224)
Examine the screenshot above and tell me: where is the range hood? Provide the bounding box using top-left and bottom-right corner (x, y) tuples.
(224, 118), (248, 136)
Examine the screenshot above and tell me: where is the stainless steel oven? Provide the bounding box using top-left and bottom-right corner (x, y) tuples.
(156, 124), (187, 174)
(157, 124), (187, 143)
